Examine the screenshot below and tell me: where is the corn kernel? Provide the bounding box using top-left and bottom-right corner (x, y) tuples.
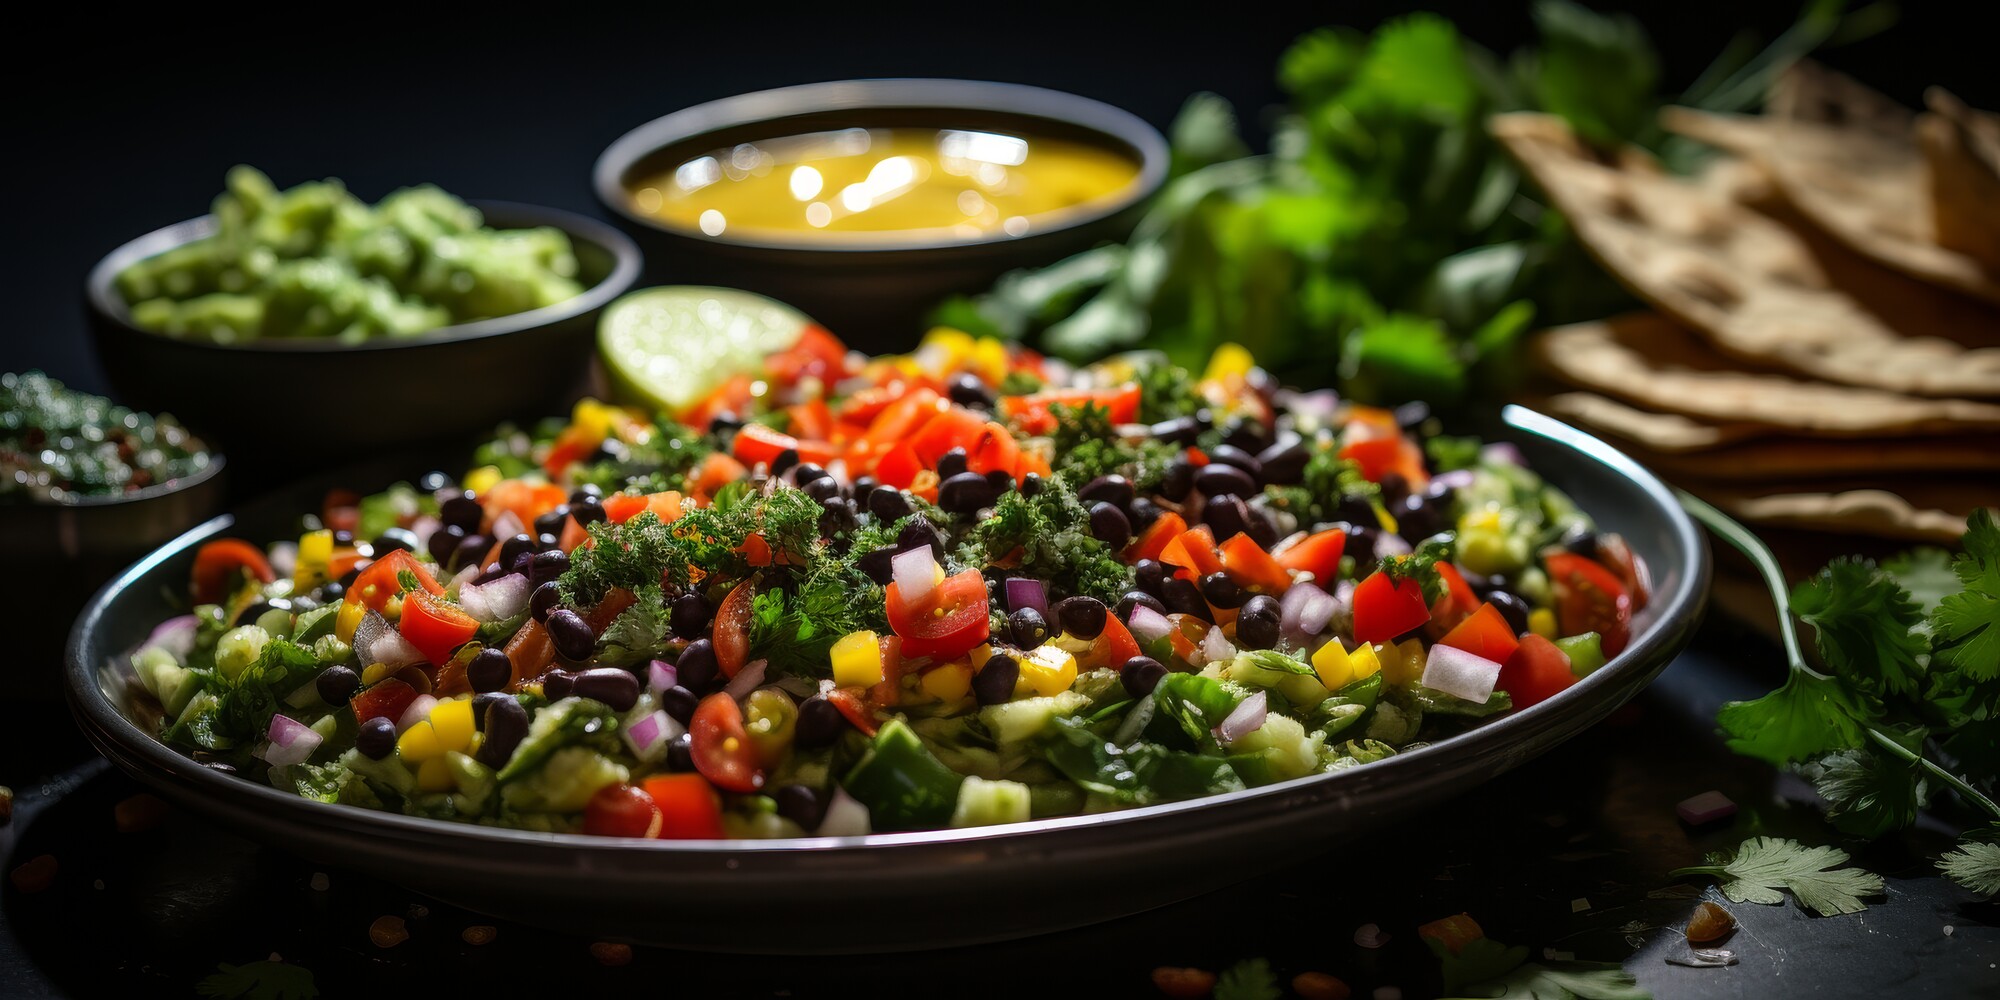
(429, 698), (475, 753)
(463, 465), (502, 496)
(1347, 642), (1383, 683)
(361, 662), (396, 686)
(830, 631), (884, 688)
(1529, 608), (1557, 640)
(1311, 640), (1354, 691)
(398, 721), (444, 763)
(1203, 342), (1255, 383)
(335, 600), (365, 644)
(1380, 639), (1427, 686)
(1019, 646), (1078, 697)
(415, 755), (455, 792)
(921, 663), (973, 702)
(294, 529), (333, 588)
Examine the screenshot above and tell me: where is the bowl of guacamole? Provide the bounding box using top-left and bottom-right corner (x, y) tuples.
(86, 168), (642, 462)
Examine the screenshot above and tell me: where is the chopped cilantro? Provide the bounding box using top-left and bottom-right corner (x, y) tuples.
(1135, 361), (1206, 423)
(954, 476), (1134, 606)
(1671, 836), (1884, 916)
(996, 369), (1044, 396)
(1212, 957), (1280, 1000)
(1046, 401), (1179, 491)
(1791, 557), (1928, 698)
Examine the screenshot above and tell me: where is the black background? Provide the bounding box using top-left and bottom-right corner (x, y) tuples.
(5, 3), (1987, 394)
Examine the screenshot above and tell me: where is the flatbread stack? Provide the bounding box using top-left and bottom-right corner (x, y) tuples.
(1490, 65), (2000, 546)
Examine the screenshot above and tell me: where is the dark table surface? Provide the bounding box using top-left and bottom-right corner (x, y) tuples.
(6, 613), (1996, 999)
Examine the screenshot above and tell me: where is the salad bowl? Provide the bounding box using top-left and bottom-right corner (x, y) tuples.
(65, 406), (1707, 953)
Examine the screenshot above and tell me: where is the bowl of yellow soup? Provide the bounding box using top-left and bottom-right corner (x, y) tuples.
(594, 79), (1167, 349)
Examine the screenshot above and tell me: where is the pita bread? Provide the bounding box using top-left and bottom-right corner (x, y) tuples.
(1767, 60), (1913, 136)
(1919, 88), (2000, 268)
(1531, 391), (1749, 451)
(1698, 487), (1979, 543)
(1532, 313), (2000, 435)
(1496, 112), (2000, 396)
(1660, 104), (2000, 305)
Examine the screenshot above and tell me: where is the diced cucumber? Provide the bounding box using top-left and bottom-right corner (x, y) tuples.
(445, 751), (496, 810)
(340, 747), (417, 797)
(500, 746), (627, 813)
(1556, 632), (1607, 676)
(949, 776), (1033, 828)
(1222, 714), (1323, 782)
(215, 625), (271, 681)
(254, 607), (294, 639)
(979, 691), (1090, 746)
(292, 604), (338, 644)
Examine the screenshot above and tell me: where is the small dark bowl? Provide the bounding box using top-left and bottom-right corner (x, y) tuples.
(594, 79), (1169, 351)
(85, 202), (642, 472)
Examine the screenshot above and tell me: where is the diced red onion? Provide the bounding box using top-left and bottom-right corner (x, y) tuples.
(1194, 625), (1235, 667)
(1353, 923), (1391, 948)
(622, 709), (684, 763)
(146, 615), (200, 659)
(1126, 604), (1172, 644)
(1334, 578), (1356, 611)
(723, 660), (769, 702)
(1675, 790), (1738, 826)
(1215, 690), (1268, 745)
(351, 612), (389, 664)
(369, 629), (427, 670)
(1432, 469), (1477, 492)
(892, 546), (938, 602)
(447, 563), (480, 594)
(266, 541), (298, 580)
(263, 713), (322, 767)
(409, 514), (441, 550)
(397, 694), (437, 733)
(489, 510), (525, 544)
(1005, 578), (1048, 619)
(1480, 442), (1525, 467)
(816, 786), (873, 837)
(459, 573), (531, 623)
(1374, 532), (1412, 560)
(1284, 388), (1341, 421)
(647, 659), (678, 695)
(1280, 584), (1339, 650)
(1422, 644), (1503, 703)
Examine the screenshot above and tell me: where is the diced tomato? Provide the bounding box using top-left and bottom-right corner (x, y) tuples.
(857, 388), (944, 455)
(784, 399), (834, 442)
(481, 480), (568, 533)
(908, 406), (986, 465)
(558, 516), (591, 553)
(602, 493), (651, 524)
(869, 634), (908, 708)
(732, 423), (803, 468)
(327, 546), (366, 582)
(541, 425), (597, 477)
(690, 692), (764, 792)
(884, 568), (991, 661)
(504, 619), (556, 687)
(712, 578), (756, 678)
(1165, 613), (1210, 665)
(1592, 534), (1651, 613)
(1545, 553), (1633, 658)
(874, 442), (924, 489)
(644, 491), (684, 523)
(1352, 571), (1431, 644)
(640, 774), (727, 839)
(1013, 450), (1053, 483)
(1079, 615), (1141, 672)
(321, 489), (362, 536)
(837, 383), (903, 425)
(190, 539), (275, 606)
(346, 549), (443, 611)
(582, 783), (663, 838)
(680, 373), (754, 432)
(349, 677), (418, 725)
(964, 420), (1020, 476)
(825, 685), (879, 737)
(397, 591), (481, 666)
(764, 325), (849, 386)
(1338, 435), (1430, 490)
(689, 452), (748, 500)
(1127, 511), (1187, 563)
(1158, 525), (1223, 581)
(1428, 563), (1482, 635)
(1273, 528), (1347, 584)
(738, 532), (773, 567)
(1436, 603), (1521, 664)
(998, 383), (1140, 435)
(1417, 913), (1486, 956)
(1219, 533), (1291, 595)
(1496, 634), (1576, 710)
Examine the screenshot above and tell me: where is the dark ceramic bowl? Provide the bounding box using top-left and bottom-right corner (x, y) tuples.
(85, 202), (643, 470)
(593, 79), (1169, 352)
(65, 407), (1708, 953)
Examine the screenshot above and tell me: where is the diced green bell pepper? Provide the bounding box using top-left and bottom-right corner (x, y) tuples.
(842, 720), (963, 832)
(1555, 632), (1606, 677)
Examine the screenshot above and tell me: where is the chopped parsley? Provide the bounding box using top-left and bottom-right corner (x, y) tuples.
(1046, 401), (1179, 491)
(954, 475), (1134, 605)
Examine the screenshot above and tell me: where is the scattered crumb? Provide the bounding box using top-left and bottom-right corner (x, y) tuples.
(1686, 901), (1735, 944)
(114, 794), (168, 833)
(462, 925), (497, 946)
(9, 855), (56, 893)
(1571, 897), (1592, 913)
(1943, 925), (1955, 937)
(1151, 967), (1217, 998)
(1292, 971), (1351, 1000)
(309, 872), (330, 892)
(1353, 923), (1390, 948)
(1675, 790), (1738, 826)
(590, 942), (633, 967)
(369, 915), (409, 948)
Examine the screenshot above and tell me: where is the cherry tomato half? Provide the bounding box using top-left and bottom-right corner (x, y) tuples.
(690, 692), (765, 793)
(190, 539), (275, 606)
(397, 591), (481, 666)
(1545, 552), (1633, 658)
(640, 774), (728, 839)
(582, 783), (663, 838)
(884, 568), (992, 661)
(712, 578), (756, 678)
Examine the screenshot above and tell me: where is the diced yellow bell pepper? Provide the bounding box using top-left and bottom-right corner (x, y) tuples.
(1312, 640), (1355, 691)
(294, 529), (333, 589)
(1019, 646), (1078, 697)
(463, 465), (502, 496)
(416, 755), (455, 793)
(570, 398), (617, 443)
(915, 327), (975, 377)
(1203, 342), (1255, 383)
(1348, 642), (1383, 683)
(335, 599), (365, 644)
(429, 698), (476, 753)
(398, 720), (444, 763)
(360, 662), (397, 686)
(1529, 608), (1557, 640)
(1380, 639), (1427, 686)
(830, 631), (884, 688)
(971, 337), (1009, 385)
(969, 643), (995, 670)
(921, 662), (973, 703)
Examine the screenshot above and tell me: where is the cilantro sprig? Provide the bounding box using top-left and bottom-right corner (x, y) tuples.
(1670, 836), (1884, 917)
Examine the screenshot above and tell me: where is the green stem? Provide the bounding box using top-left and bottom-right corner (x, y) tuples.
(1866, 727), (2000, 823)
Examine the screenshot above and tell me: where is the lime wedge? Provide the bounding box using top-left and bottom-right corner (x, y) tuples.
(597, 286), (815, 413)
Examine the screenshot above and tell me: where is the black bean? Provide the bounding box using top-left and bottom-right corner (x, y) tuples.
(418, 471), (453, 493)
(660, 685), (700, 724)
(373, 527), (419, 556)
(1335, 493), (1378, 527)
(1221, 415), (1269, 453)
(1078, 475), (1134, 510)
(1257, 439), (1308, 485)
(475, 697), (530, 769)
(471, 691), (510, 732)
(546, 610), (595, 661)
(771, 448), (800, 477)
(856, 546), (898, 585)
(541, 668), (575, 700)
(1134, 559), (1171, 597)
(450, 533), (492, 573)
(790, 462), (828, 487)
(537, 533), (562, 552)
(1151, 416), (1205, 446)
(530, 582), (563, 624)
(803, 476), (841, 502)
(897, 514), (947, 561)
(819, 497), (860, 542)
(1344, 523), (1380, 562)
(948, 373), (994, 408)
(498, 533), (538, 569)
(1120, 656), (1168, 698)
(984, 469), (1014, 495)
(337, 566), (362, 588)
(868, 485), (912, 523)
(315, 664), (359, 704)
(569, 499), (606, 527)
(1115, 591), (1168, 620)
(1202, 493), (1251, 542)
(1200, 572), (1245, 609)
(707, 411), (743, 436)
(1127, 496), (1165, 532)
(1564, 529), (1601, 557)
(1055, 596), (1108, 640)
(534, 506), (570, 538)
(1162, 576), (1212, 621)
(356, 717), (398, 759)
(1008, 607), (1049, 649)
(1017, 473), (1043, 498)
(851, 475), (879, 498)
(235, 601), (283, 627)
(664, 732), (696, 772)
(936, 447), (969, 480)
(973, 653), (1020, 705)
(671, 592), (713, 640)
(1396, 490), (1452, 542)
(1378, 472), (1410, 508)
(938, 471), (998, 514)
(468, 648), (514, 693)
(1245, 506), (1280, 550)
(317, 580), (346, 603)
(1208, 444), (1263, 480)
(529, 549), (569, 587)
(332, 529), (356, 548)
(1487, 590), (1533, 635)
(775, 784), (827, 831)
(439, 493), (483, 532)
(1158, 459), (1195, 501)
(1195, 463), (1257, 499)
(428, 524), (465, 565)
(572, 668), (641, 712)
(1236, 595), (1282, 650)
(1088, 501), (1132, 550)
(677, 639), (718, 692)
(794, 695), (848, 749)
(570, 485), (604, 504)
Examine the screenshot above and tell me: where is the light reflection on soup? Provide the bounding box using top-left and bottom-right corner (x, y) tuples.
(626, 127), (1141, 242)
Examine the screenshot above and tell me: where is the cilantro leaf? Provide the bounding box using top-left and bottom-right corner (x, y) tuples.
(1450, 960), (1650, 1000)
(596, 586), (671, 667)
(1213, 957), (1281, 1000)
(1715, 670), (1872, 767)
(196, 960), (319, 1000)
(1805, 746), (1928, 839)
(1933, 509), (2000, 680)
(1938, 832), (2000, 896)
(1883, 546), (1959, 618)
(1672, 836), (1884, 916)
(1791, 557), (1928, 697)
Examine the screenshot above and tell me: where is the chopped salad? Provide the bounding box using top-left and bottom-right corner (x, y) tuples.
(130, 327), (1648, 838)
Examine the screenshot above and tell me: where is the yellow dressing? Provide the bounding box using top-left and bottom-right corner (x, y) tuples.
(628, 127), (1140, 242)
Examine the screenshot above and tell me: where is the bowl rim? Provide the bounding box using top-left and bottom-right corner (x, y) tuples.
(64, 404), (1711, 858)
(8, 449), (227, 509)
(85, 200), (644, 355)
(592, 78), (1171, 255)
